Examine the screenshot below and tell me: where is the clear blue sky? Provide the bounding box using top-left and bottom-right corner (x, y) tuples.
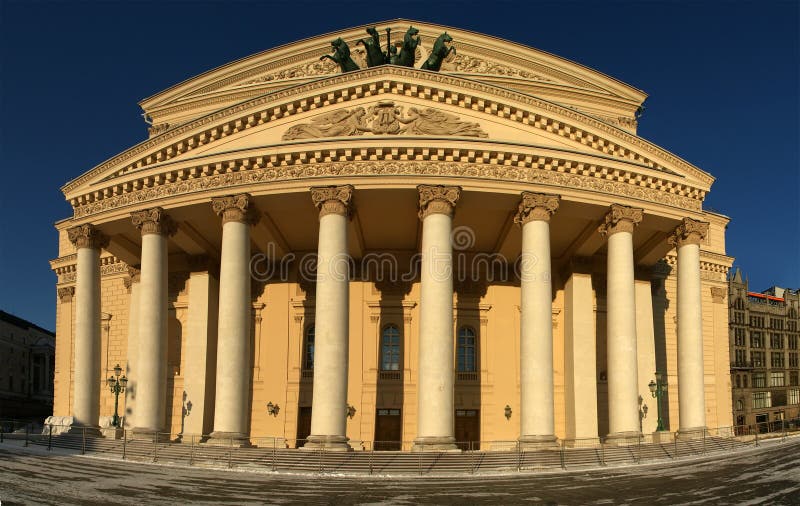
(1, 0), (798, 331)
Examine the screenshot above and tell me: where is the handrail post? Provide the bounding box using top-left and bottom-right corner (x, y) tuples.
(560, 443), (566, 470)
(122, 429), (127, 460)
(755, 427), (759, 447)
(702, 429), (706, 454)
(600, 440), (605, 466)
(418, 446), (422, 476)
(228, 437), (233, 469)
(48, 424), (53, 451)
(81, 427), (86, 455)
(153, 432), (158, 462)
(368, 445), (373, 476)
(189, 435), (194, 466)
(516, 441), (521, 472)
(24, 425), (29, 447)
(271, 438), (276, 472)
(674, 432), (678, 457)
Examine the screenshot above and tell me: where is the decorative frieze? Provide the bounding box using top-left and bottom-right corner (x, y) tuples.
(513, 192), (560, 225)
(211, 193), (259, 225)
(67, 224), (109, 249)
(668, 217), (709, 247)
(310, 185), (354, 218)
(418, 184), (461, 219)
(72, 153), (703, 220)
(130, 207), (177, 236)
(597, 204), (643, 237)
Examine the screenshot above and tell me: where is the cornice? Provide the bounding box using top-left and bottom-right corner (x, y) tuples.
(62, 68), (712, 198)
(49, 254), (127, 284)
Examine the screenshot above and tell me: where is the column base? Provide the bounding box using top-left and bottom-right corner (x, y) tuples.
(411, 436), (460, 452)
(518, 434), (559, 450)
(65, 424), (102, 437)
(561, 436), (600, 448)
(652, 430), (675, 443)
(206, 431), (252, 447)
(300, 434), (352, 451)
(604, 430), (642, 446)
(677, 426), (707, 440)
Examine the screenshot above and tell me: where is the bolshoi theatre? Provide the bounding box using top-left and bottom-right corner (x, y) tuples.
(50, 21), (734, 450)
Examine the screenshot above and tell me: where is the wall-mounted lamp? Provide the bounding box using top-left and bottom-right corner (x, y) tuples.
(346, 404), (357, 419)
(504, 405), (512, 420)
(267, 401), (280, 417)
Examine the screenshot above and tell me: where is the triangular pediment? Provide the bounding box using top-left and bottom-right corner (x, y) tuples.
(64, 67), (711, 205)
(139, 20), (646, 133)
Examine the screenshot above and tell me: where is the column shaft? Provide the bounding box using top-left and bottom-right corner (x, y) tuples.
(414, 185), (460, 451)
(123, 268), (140, 429)
(516, 192), (560, 447)
(306, 185), (353, 451)
(73, 246), (101, 429)
(135, 233), (169, 433)
(66, 224), (107, 433)
(673, 218), (709, 436)
(211, 221), (252, 440)
(600, 205), (643, 442)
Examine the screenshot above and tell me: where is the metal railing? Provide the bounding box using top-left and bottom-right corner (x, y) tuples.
(1, 419), (795, 476)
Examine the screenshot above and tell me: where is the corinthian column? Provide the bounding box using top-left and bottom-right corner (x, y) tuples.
(515, 192), (560, 448)
(413, 184), (461, 452)
(67, 224), (108, 434)
(131, 208), (175, 435)
(123, 266), (141, 429)
(670, 217), (709, 438)
(304, 185), (354, 451)
(598, 204), (643, 443)
(209, 194), (258, 445)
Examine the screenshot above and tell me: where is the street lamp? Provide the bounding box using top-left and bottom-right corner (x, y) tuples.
(648, 372), (668, 432)
(107, 364), (128, 427)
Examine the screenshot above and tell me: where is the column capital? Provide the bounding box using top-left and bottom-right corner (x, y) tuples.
(598, 204), (643, 237)
(310, 185), (354, 219)
(417, 184), (461, 220)
(514, 192), (560, 225)
(57, 286), (75, 302)
(211, 193), (259, 225)
(131, 207), (177, 236)
(67, 223), (109, 249)
(668, 217), (709, 247)
(124, 265), (141, 291)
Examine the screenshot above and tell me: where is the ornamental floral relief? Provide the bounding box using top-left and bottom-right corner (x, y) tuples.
(281, 101), (488, 140)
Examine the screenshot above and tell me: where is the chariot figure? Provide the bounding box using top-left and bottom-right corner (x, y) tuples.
(421, 32), (456, 71)
(320, 38), (360, 73)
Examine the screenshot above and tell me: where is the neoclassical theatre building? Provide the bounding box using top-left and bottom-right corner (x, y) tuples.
(51, 21), (734, 450)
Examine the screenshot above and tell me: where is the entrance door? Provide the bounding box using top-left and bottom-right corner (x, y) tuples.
(455, 409), (480, 450)
(296, 407), (312, 448)
(755, 413), (768, 433)
(374, 409), (402, 450)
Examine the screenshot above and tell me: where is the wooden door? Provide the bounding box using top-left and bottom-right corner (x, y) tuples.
(455, 409), (480, 450)
(374, 409), (402, 450)
(296, 407), (312, 447)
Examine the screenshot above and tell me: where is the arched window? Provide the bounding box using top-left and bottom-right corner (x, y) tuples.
(381, 325), (401, 371)
(457, 326), (477, 372)
(303, 325), (315, 370)
(736, 399), (744, 411)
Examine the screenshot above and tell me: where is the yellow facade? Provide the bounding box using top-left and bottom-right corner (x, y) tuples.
(51, 21), (733, 447)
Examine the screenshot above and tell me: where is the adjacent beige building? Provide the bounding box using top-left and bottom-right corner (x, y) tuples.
(50, 20), (734, 449)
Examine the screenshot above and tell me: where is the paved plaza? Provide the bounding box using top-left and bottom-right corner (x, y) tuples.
(1, 436), (799, 505)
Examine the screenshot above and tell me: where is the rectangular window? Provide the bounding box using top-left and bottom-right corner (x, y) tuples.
(770, 372), (785, 387)
(789, 389), (800, 405)
(771, 333), (783, 349)
(734, 328), (746, 346)
(790, 371), (799, 387)
(771, 352), (785, 368)
(735, 349), (747, 365)
(789, 335), (798, 349)
(788, 321), (798, 332)
(751, 351), (765, 367)
(752, 391), (771, 409)
(751, 332), (764, 348)
(380, 325), (402, 371)
(770, 318), (784, 330)
(752, 372), (766, 388)
(456, 327), (477, 373)
(790, 353), (799, 368)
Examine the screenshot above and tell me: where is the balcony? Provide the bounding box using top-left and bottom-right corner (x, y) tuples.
(731, 361), (755, 370)
(456, 371), (479, 382)
(378, 370), (402, 381)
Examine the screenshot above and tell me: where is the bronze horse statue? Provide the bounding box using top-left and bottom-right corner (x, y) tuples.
(397, 26), (420, 67)
(421, 32), (455, 71)
(320, 37), (360, 72)
(357, 27), (386, 67)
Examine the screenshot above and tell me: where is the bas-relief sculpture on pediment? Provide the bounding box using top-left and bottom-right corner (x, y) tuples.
(282, 100), (488, 140)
